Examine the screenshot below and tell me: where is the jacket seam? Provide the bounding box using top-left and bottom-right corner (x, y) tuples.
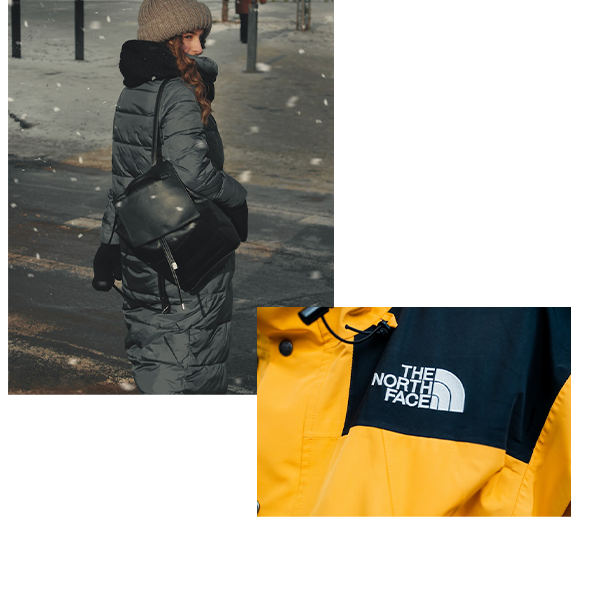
(292, 345), (332, 516)
(381, 429), (396, 516)
(510, 377), (570, 516)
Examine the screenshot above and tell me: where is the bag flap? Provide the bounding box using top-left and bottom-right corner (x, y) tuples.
(113, 161), (200, 247)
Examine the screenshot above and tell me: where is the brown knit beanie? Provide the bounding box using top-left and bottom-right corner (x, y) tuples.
(137, 0), (212, 42)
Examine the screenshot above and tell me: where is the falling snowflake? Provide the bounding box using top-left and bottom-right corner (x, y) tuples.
(76, 131), (81, 136)
(77, 234), (83, 238)
(13, 178), (18, 184)
(27, 273), (34, 278)
(310, 271), (322, 280)
(56, 82), (61, 88)
(10, 203), (17, 208)
(249, 126), (259, 134)
(89, 21), (101, 30)
(286, 96), (299, 108)
(8, 97), (13, 102)
(53, 107), (60, 112)
(119, 381), (135, 392)
(299, 49), (305, 54)
(239, 171), (252, 183)
(35, 253), (41, 259)
(78, 157), (83, 163)
(323, 99), (328, 106)
(70, 177), (77, 182)
(68, 358), (79, 366)
(315, 119), (322, 124)
(321, 74), (326, 78)
(94, 186), (101, 191)
(256, 63), (271, 72)
(99, 36), (105, 40)
(24, 20), (29, 27)
(310, 158), (323, 166)
(107, 16), (111, 23)
(33, 227), (38, 232)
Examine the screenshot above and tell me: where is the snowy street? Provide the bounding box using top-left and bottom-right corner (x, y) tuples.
(8, 0), (334, 394)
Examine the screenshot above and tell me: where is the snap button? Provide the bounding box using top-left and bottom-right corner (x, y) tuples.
(257, 501), (260, 514)
(279, 339), (293, 356)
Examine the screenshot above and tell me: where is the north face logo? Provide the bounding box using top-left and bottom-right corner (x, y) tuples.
(371, 364), (465, 413)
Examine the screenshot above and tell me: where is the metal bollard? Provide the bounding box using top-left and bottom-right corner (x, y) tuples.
(75, 0), (84, 60)
(11, 0), (21, 58)
(246, 0), (258, 73)
(297, 0), (311, 31)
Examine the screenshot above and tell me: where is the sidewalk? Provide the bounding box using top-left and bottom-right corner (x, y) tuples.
(8, 0), (333, 193)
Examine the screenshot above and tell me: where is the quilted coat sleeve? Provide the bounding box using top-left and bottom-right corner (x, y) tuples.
(99, 190), (118, 245)
(160, 82), (247, 210)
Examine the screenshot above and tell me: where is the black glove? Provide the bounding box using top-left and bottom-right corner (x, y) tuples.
(92, 243), (122, 291)
(221, 201), (248, 242)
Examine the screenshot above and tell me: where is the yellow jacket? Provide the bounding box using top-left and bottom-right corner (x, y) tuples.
(257, 307), (571, 516)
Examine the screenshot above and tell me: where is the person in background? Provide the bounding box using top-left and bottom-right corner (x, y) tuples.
(92, 0), (248, 394)
(236, 0), (267, 44)
(257, 307), (571, 516)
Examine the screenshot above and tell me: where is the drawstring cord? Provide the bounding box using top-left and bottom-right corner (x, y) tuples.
(320, 315), (392, 344)
(159, 236), (185, 310)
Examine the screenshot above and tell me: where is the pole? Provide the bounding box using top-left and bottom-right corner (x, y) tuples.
(222, 0), (228, 23)
(297, 0), (311, 31)
(11, 0), (21, 58)
(246, 1), (258, 73)
(75, 0), (84, 60)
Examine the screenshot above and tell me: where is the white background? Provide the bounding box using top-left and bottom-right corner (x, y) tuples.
(3, 1), (597, 598)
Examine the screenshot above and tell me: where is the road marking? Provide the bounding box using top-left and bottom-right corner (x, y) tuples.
(9, 252), (93, 279)
(64, 217), (102, 229)
(227, 385), (256, 395)
(12, 180), (105, 195)
(8, 331), (135, 389)
(299, 215), (334, 226)
(249, 203), (333, 226)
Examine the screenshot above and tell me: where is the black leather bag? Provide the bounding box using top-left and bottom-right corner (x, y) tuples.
(112, 79), (240, 296)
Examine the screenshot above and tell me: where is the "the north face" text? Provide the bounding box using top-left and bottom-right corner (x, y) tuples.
(371, 364), (465, 413)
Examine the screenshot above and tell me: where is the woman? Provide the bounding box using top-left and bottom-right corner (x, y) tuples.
(92, 0), (248, 395)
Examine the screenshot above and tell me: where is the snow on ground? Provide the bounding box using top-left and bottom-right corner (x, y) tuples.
(7, 0), (334, 178)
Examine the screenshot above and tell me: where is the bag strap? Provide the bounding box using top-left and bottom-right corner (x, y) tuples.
(151, 79), (171, 166)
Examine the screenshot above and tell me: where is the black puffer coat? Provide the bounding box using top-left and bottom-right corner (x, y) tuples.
(100, 41), (247, 394)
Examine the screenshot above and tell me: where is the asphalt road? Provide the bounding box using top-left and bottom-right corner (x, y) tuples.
(8, 157), (333, 394)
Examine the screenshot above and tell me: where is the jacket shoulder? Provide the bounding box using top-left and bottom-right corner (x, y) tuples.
(160, 78), (198, 109)
(115, 78), (196, 117)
